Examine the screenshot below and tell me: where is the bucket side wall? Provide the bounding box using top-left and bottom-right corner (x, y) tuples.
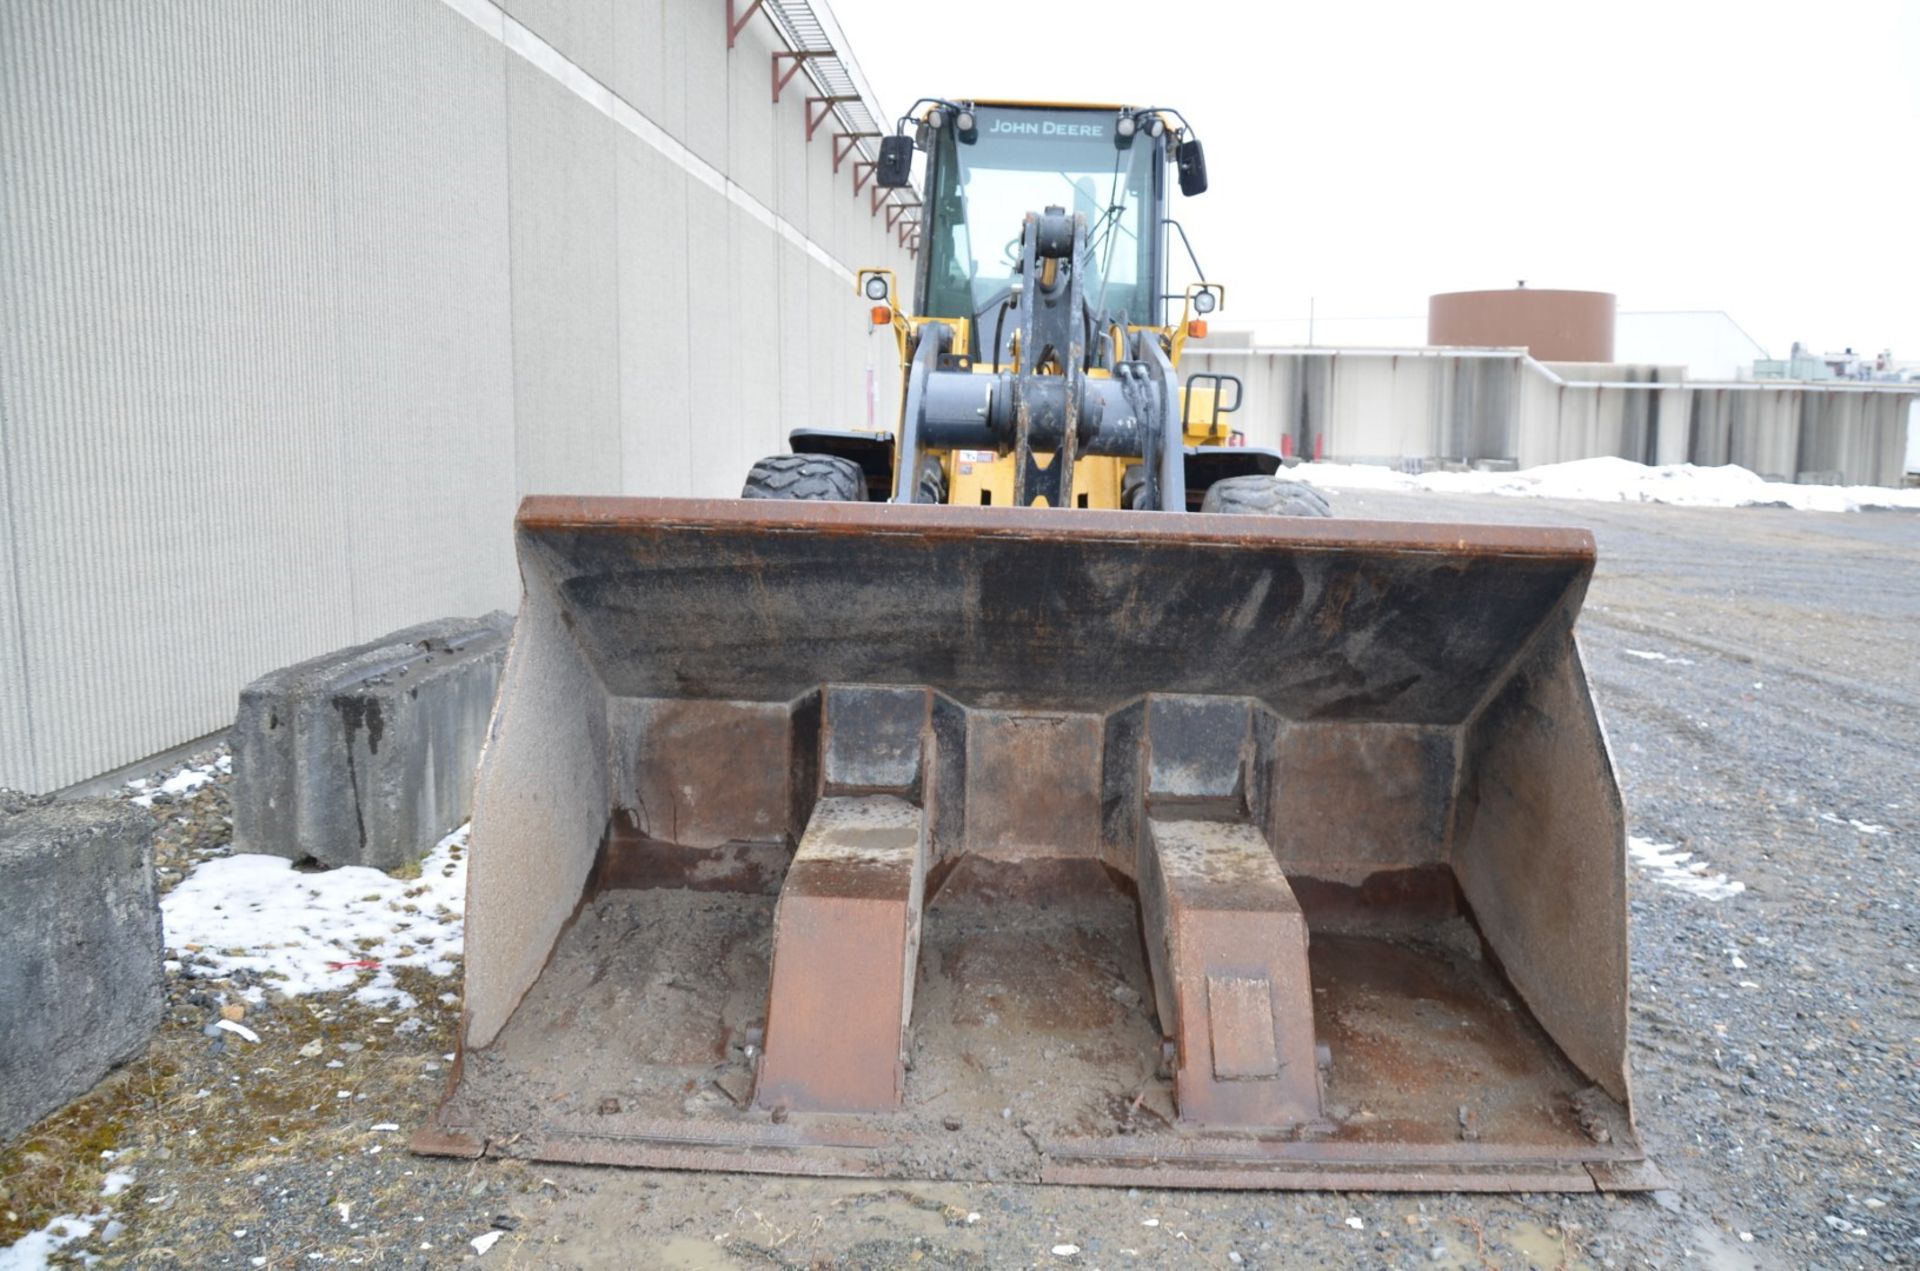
(463, 564), (611, 1049)
(1449, 620), (1630, 1105)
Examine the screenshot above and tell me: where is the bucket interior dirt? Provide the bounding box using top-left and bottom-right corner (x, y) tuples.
(414, 495), (1657, 1190)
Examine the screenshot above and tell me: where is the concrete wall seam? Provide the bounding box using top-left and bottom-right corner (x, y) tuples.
(0, 358), (34, 793)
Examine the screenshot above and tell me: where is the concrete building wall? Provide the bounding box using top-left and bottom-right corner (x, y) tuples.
(0, 0), (911, 792)
(1182, 347), (1918, 486)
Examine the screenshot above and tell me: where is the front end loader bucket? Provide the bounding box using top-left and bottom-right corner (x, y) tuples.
(415, 496), (1656, 1191)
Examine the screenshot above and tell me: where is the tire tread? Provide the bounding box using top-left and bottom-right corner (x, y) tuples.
(1199, 474), (1332, 518)
(741, 454), (866, 501)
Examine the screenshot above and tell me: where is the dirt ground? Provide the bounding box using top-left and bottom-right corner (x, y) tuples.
(5, 490), (1916, 1269)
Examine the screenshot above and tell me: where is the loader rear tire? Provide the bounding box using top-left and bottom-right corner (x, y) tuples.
(742, 454), (866, 502)
(1199, 474), (1332, 518)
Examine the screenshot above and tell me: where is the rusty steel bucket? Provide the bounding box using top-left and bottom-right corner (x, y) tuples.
(414, 495), (1656, 1191)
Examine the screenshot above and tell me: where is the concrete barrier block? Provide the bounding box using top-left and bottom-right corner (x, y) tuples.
(233, 613), (512, 870)
(0, 794), (164, 1143)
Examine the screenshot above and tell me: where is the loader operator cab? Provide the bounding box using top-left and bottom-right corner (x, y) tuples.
(916, 104), (1165, 361)
(883, 101), (1204, 364)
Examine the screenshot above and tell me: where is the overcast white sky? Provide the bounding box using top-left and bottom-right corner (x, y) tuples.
(828, 0), (1920, 359)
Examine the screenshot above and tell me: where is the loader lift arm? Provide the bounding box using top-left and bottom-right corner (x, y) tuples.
(893, 207), (1185, 509)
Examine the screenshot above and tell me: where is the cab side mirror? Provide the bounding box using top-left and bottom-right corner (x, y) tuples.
(1176, 139), (1208, 197)
(877, 135), (914, 188)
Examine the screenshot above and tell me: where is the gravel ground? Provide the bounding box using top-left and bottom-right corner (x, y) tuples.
(3, 491), (1915, 1269)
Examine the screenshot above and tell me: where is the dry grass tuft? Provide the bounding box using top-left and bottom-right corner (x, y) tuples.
(3, 961), (463, 1266)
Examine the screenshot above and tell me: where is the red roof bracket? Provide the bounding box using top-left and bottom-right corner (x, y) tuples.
(726, 0), (766, 49)
(852, 159), (875, 196)
(833, 131), (878, 173)
(806, 95), (859, 142)
(772, 50), (826, 104)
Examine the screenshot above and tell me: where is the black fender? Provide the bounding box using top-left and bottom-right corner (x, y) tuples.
(1181, 446), (1283, 510)
(788, 429), (897, 501)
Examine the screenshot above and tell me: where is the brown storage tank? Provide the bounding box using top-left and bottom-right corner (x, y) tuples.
(1428, 288), (1615, 362)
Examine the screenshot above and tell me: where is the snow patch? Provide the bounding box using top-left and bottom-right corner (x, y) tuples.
(214, 1018), (260, 1044)
(126, 754), (233, 807)
(1288, 457), (1920, 513)
(1629, 836), (1745, 901)
(0, 1212), (103, 1269)
(159, 768), (210, 796)
(1622, 648), (1695, 665)
(128, 761), (221, 807)
(160, 825), (468, 1009)
(1820, 812), (1888, 836)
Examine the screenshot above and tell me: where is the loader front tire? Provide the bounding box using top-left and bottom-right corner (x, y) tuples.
(915, 455), (948, 505)
(742, 454), (866, 502)
(1199, 474), (1332, 518)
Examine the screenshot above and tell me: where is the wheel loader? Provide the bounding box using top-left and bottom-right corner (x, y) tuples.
(746, 98), (1320, 517)
(417, 100), (1656, 1191)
